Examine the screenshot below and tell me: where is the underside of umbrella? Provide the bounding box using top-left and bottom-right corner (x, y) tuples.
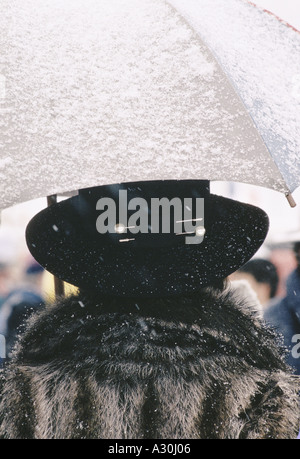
(0, 0), (299, 211)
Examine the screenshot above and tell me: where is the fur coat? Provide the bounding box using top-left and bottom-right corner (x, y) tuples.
(0, 284), (299, 439)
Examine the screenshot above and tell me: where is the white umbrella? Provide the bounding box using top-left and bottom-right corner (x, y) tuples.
(0, 0), (300, 211)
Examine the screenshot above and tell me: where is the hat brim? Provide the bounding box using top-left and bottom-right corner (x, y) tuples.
(25, 193), (269, 297)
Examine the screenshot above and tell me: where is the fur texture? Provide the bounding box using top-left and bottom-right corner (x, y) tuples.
(0, 286), (299, 439)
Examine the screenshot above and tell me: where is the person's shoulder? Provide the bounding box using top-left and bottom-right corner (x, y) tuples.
(8, 294), (84, 364)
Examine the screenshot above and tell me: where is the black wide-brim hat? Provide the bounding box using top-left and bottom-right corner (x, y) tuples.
(26, 180), (269, 297)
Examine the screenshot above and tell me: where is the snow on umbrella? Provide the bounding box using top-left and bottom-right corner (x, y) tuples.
(0, 0), (300, 212)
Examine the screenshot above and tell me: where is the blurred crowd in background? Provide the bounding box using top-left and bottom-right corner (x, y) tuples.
(0, 196), (77, 363)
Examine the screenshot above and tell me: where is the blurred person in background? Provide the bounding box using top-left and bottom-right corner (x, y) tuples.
(0, 234), (20, 308)
(0, 263), (11, 308)
(229, 258), (279, 310)
(264, 242), (300, 376)
(0, 259), (45, 359)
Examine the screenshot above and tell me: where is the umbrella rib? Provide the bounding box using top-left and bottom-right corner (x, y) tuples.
(166, 0), (296, 206)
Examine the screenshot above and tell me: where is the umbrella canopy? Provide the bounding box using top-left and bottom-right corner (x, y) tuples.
(0, 0), (300, 211)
